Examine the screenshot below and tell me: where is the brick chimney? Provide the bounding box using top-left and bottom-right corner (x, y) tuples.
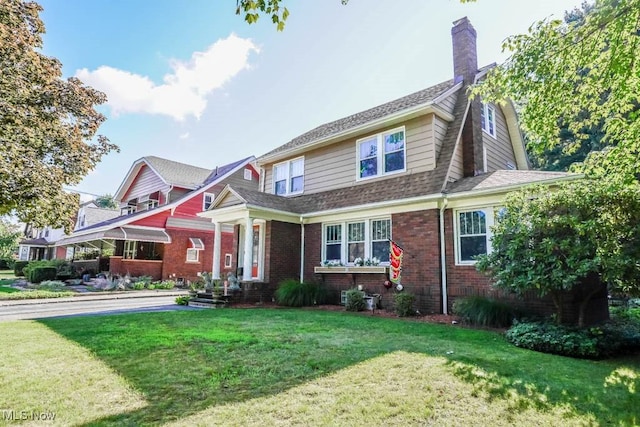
(452, 17), (484, 176)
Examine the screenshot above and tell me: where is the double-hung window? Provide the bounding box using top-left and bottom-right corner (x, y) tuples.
(323, 218), (391, 264)
(203, 192), (215, 211)
(481, 103), (496, 138)
(455, 208), (498, 264)
(124, 240), (137, 259)
(273, 157), (304, 196)
(357, 127), (405, 180)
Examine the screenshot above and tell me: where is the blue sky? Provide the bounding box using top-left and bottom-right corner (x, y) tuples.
(37, 0), (584, 199)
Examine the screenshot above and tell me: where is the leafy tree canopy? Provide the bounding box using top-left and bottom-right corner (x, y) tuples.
(0, 217), (21, 260)
(477, 180), (640, 326)
(94, 194), (118, 209)
(0, 0), (118, 233)
(473, 0), (640, 185)
(235, 0), (348, 30)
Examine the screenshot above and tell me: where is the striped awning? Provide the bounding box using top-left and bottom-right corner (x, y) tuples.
(56, 227), (171, 246)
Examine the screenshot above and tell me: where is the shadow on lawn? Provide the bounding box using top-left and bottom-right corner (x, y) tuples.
(39, 309), (640, 426)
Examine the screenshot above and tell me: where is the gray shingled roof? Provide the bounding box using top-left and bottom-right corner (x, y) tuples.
(445, 170), (577, 194)
(259, 79), (455, 159)
(82, 207), (120, 228)
(225, 87), (471, 215)
(144, 156), (212, 189)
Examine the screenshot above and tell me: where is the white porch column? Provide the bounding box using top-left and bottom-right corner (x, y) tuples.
(242, 217), (253, 281)
(212, 221), (222, 280)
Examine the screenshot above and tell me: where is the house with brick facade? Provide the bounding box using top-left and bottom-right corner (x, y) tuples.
(200, 17), (579, 315)
(56, 155), (259, 282)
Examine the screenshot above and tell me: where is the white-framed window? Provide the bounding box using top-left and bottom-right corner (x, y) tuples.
(186, 248), (199, 262)
(356, 127), (405, 180)
(224, 253), (232, 268)
(454, 207), (498, 265)
(273, 157), (304, 196)
(481, 103), (496, 138)
(203, 192), (215, 211)
(244, 168), (253, 181)
(124, 240), (137, 259)
(322, 218), (391, 264)
(146, 199), (159, 210)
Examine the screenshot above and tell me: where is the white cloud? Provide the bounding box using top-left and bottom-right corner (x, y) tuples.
(76, 34), (258, 121)
(179, 132), (190, 140)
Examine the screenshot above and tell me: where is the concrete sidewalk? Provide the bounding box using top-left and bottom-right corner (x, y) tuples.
(0, 289), (190, 307)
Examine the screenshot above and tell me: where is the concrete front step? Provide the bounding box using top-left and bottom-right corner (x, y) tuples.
(188, 298), (228, 309)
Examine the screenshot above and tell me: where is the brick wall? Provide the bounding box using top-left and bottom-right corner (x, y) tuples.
(109, 256), (163, 279)
(263, 220), (301, 299)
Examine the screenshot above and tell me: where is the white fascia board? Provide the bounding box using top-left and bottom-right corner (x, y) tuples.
(445, 174), (583, 202)
(257, 104), (455, 166)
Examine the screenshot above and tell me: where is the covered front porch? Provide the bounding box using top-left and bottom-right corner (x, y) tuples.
(56, 226), (172, 280)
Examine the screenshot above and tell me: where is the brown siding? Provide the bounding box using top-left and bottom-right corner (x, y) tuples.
(447, 139), (464, 182)
(263, 116), (436, 195)
(484, 104), (517, 171)
(433, 116), (449, 160)
(436, 90), (457, 115)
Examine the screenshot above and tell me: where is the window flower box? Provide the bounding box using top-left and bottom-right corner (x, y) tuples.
(314, 266), (387, 274)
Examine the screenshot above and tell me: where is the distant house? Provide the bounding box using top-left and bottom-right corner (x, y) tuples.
(199, 17), (579, 315)
(18, 224), (67, 262)
(56, 156), (258, 282)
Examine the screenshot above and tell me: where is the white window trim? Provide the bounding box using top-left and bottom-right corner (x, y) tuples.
(355, 126), (406, 181)
(224, 253), (232, 268)
(244, 168), (253, 181)
(203, 192), (215, 211)
(481, 103), (497, 138)
(453, 207), (496, 265)
(322, 217), (392, 265)
(272, 157), (304, 196)
(124, 240), (137, 259)
(186, 248), (200, 263)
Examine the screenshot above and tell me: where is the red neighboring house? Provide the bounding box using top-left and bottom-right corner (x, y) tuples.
(57, 156), (259, 282)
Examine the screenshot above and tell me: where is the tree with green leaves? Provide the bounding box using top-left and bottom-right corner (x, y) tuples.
(0, 0), (118, 233)
(235, 0), (348, 30)
(94, 194), (118, 209)
(0, 218), (20, 262)
(476, 181), (640, 326)
(473, 0), (640, 185)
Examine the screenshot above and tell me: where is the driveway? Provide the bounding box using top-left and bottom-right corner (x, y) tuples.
(0, 291), (196, 321)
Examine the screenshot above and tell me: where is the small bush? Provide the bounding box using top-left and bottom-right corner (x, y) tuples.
(506, 318), (640, 359)
(453, 296), (516, 328)
(28, 266), (58, 284)
(0, 258), (15, 270)
(345, 288), (365, 312)
(130, 281), (145, 290)
(275, 279), (326, 307)
(14, 261), (28, 277)
(394, 292), (415, 317)
(147, 283), (156, 290)
(154, 280), (176, 290)
(175, 295), (190, 305)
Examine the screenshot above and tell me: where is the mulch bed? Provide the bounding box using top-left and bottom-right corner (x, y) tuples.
(227, 302), (461, 326)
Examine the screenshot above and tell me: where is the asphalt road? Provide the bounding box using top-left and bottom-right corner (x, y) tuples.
(0, 295), (196, 321)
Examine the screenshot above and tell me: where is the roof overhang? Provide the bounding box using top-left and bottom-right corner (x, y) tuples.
(56, 226), (171, 246)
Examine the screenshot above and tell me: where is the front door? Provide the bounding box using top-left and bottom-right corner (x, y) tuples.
(251, 225), (260, 279)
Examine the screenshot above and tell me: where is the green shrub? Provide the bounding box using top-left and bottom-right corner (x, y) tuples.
(147, 283), (156, 290)
(0, 290), (74, 300)
(275, 279), (326, 307)
(36, 280), (67, 291)
(0, 258), (15, 270)
(452, 296), (516, 328)
(394, 292), (416, 317)
(175, 295), (190, 305)
(345, 288), (365, 312)
(130, 281), (145, 290)
(14, 261), (28, 277)
(506, 319), (640, 359)
(153, 280), (176, 290)
(23, 260), (53, 281)
(28, 266), (58, 284)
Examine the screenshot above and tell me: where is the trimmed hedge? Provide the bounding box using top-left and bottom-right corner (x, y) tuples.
(14, 261), (28, 277)
(28, 267), (58, 284)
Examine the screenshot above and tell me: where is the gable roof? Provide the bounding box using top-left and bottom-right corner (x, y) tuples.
(78, 207), (120, 230)
(61, 157), (255, 240)
(143, 156), (212, 189)
(258, 79), (458, 162)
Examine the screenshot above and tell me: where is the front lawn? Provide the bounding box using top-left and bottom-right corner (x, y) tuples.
(0, 285), (20, 293)
(1, 309), (637, 425)
(0, 269), (16, 280)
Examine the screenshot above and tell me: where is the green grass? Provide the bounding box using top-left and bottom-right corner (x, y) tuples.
(0, 269), (16, 279)
(0, 309), (637, 425)
(0, 285), (20, 293)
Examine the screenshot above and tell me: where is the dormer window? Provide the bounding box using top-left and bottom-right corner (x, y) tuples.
(481, 102), (496, 138)
(273, 157), (304, 196)
(244, 168), (253, 181)
(121, 199), (137, 215)
(356, 127), (405, 180)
